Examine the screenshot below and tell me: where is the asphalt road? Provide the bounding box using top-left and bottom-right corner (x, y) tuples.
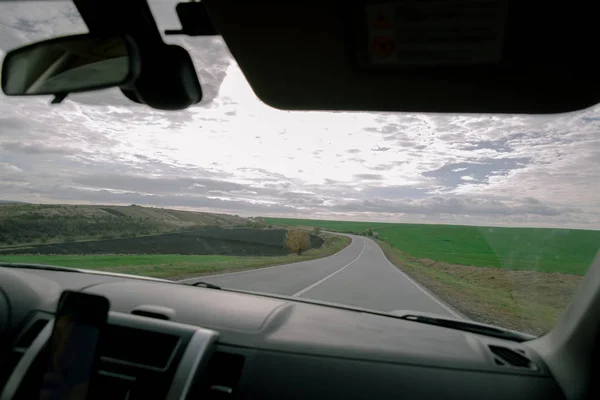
(180, 235), (460, 318)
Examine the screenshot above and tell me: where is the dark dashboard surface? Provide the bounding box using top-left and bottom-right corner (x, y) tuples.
(0, 267), (565, 399)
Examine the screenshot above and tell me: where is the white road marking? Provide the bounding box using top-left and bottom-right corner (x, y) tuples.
(177, 232), (464, 320)
(292, 240), (366, 297)
(372, 240), (465, 319)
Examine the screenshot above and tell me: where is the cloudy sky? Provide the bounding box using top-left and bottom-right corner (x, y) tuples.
(1, 1), (599, 229)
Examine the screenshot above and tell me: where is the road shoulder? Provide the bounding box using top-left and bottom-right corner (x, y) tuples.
(375, 239), (582, 335)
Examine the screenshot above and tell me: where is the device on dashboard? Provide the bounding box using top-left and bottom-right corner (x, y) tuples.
(39, 291), (109, 400)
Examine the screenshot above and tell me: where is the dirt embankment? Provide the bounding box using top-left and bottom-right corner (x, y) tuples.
(377, 240), (583, 336)
(1, 228), (324, 257)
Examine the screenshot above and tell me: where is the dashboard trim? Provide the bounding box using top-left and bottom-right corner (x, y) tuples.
(0, 317), (53, 400)
(166, 327), (219, 400)
(97, 369), (137, 382)
(0, 267), (567, 400)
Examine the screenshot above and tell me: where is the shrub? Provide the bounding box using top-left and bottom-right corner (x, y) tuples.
(285, 229), (310, 255)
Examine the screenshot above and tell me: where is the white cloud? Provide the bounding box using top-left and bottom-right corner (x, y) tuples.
(0, 1), (599, 229)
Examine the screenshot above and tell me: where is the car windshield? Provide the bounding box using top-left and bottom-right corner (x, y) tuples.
(1, 1), (598, 337)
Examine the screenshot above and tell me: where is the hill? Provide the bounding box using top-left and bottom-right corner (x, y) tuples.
(0, 204), (249, 246)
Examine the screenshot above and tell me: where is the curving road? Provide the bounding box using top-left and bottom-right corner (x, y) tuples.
(180, 234), (461, 318)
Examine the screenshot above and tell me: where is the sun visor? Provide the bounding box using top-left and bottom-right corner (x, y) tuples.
(204, 0), (600, 114)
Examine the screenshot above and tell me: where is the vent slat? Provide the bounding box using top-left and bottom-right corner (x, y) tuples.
(489, 345), (534, 368)
(98, 325), (180, 370)
(188, 352), (245, 398)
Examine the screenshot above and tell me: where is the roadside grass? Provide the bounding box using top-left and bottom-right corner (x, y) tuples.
(0, 233), (351, 280)
(376, 240), (583, 335)
(265, 217), (599, 275)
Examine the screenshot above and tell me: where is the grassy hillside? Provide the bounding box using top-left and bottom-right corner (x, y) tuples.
(265, 217), (600, 275)
(0, 204), (248, 246)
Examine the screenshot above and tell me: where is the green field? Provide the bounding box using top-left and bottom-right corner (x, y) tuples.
(265, 218), (600, 275)
(266, 218), (395, 233)
(0, 234), (351, 280)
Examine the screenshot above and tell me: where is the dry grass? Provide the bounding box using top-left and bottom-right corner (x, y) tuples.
(377, 240), (583, 336)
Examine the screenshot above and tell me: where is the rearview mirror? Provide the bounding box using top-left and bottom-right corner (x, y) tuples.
(1, 34), (139, 97)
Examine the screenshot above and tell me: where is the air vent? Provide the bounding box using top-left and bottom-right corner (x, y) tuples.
(131, 305), (175, 321)
(131, 310), (170, 320)
(98, 325), (181, 370)
(89, 325), (183, 400)
(489, 345), (536, 369)
(0, 317), (49, 388)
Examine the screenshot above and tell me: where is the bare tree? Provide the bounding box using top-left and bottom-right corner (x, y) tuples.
(285, 229), (310, 255)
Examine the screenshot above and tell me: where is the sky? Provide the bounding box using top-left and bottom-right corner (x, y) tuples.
(0, 1), (599, 229)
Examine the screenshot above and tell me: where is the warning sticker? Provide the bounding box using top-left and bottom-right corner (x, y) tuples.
(365, 0), (508, 66)
(371, 36), (396, 58)
(371, 12), (393, 30)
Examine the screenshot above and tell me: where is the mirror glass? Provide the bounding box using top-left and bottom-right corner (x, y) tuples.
(2, 35), (133, 96)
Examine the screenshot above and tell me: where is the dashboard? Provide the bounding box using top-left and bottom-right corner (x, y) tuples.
(0, 267), (565, 399)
